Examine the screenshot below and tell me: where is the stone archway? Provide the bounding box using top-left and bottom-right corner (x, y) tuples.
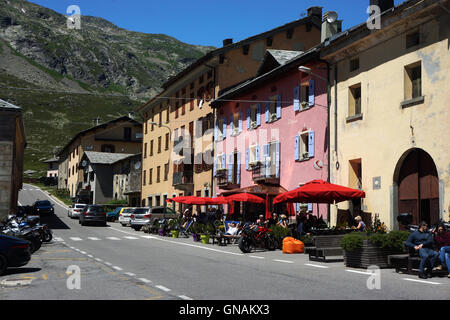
(394, 148), (440, 227)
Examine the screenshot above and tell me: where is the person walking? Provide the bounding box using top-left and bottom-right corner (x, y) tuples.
(405, 221), (439, 279)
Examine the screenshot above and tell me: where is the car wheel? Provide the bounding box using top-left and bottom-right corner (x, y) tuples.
(0, 254), (7, 276)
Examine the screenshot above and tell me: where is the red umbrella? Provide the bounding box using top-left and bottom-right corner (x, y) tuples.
(166, 196), (190, 203)
(226, 193), (265, 204)
(287, 202), (295, 217)
(265, 194), (271, 220)
(206, 197), (230, 205)
(273, 180), (365, 204)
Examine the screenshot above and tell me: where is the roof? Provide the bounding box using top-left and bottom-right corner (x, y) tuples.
(0, 99), (22, 111)
(83, 152), (136, 165)
(43, 157), (59, 163)
(212, 45), (321, 106)
(57, 116), (141, 157)
(266, 49), (304, 66)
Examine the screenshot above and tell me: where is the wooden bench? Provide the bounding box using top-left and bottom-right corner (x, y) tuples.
(306, 235), (345, 262)
(388, 246), (422, 275)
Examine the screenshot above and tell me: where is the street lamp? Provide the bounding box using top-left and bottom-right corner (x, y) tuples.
(298, 66), (327, 82)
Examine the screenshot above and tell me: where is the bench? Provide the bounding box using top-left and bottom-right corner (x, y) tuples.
(211, 221), (243, 246)
(388, 246), (423, 275)
(306, 235), (345, 262)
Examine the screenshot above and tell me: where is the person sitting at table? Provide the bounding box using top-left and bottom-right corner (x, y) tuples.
(256, 215), (265, 227)
(277, 214), (288, 228)
(352, 216), (366, 232)
(434, 224), (450, 278)
(266, 213), (279, 227)
(225, 222), (240, 236)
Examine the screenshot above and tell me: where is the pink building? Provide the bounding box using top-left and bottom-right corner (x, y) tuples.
(211, 47), (329, 221)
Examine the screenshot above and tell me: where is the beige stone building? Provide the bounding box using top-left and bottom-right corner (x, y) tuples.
(322, 0), (450, 229)
(57, 116), (142, 202)
(138, 7), (324, 211)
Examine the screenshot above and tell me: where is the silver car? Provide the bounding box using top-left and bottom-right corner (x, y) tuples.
(130, 206), (177, 231)
(68, 204), (87, 219)
(118, 207), (135, 226)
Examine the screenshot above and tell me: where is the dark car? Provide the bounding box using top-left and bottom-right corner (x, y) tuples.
(79, 205), (107, 226)
(0, 234), (31, 275)
(32, 200), (54, 216)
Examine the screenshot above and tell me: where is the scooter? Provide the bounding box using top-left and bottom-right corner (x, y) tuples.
(238, 225), (277, 253)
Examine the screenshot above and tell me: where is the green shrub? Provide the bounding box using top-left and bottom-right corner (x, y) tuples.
(340, 233), (366, 252)
(299, 234), (314, 246)
(369, 230), (409, 252)
(270, 225), (292, 240)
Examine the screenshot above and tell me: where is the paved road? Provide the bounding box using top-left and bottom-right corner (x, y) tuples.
(2, 184), (449, 300)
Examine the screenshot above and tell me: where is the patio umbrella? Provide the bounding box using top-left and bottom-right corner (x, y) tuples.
(206, 197), (230, 205)
(273, 180), (365, 205)
(225, 193), (265, 204)
(265, 194), (271, 220)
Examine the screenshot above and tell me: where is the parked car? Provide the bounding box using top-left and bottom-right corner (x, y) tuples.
(0, 233), (31, 276)
(32, 200), (54, 215)
(68, 203), (87, 219)
(118, 207), (134, 226)
(106, 207), (123, 222)
(130, 206), (177, 231)
(79, 205), (107, 227)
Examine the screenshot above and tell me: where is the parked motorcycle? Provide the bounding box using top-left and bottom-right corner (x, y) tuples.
(238, 225), (277, 253)
(1, 215), (45, 253)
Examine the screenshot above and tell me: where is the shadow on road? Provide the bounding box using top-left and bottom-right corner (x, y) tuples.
(2, 267), (42, 276)
(39, 214), (70, 230)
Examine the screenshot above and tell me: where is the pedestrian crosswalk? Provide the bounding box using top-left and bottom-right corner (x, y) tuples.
(60, 236), (144, 242)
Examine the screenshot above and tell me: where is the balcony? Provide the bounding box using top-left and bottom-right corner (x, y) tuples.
(215, 169), (239, 190)
(172, 171), (193, 189)
(251, 162), (279, 185)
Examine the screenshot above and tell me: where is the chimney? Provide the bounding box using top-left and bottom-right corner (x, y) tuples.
(369, 0), (394, 13)
(307, 6), (322, 19)
(321, 11), (342, 43)
(223, 38), (233, 47)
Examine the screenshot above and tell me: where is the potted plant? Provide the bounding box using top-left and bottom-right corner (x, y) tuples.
(200, 224), (215, 244)
(302, 152), (309, 160)
(191, 222), (202, 242)
(270, 113), (278, 122)
(270, 225), (292, 249)
(168, 219), (180, 238)
(250, 121), (257, 129)
(301, 101), (309, 109)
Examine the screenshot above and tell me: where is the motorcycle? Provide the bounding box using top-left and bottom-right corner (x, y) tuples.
(1, 216), (45, 253)
(238, 225), (277, 253)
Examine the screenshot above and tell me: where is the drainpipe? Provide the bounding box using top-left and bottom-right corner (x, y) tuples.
(204, 63), (216, 197)
(325, 60), (331, 225)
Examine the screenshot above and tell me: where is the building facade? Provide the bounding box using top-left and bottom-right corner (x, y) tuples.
(0, 99), (26, 220)
(139, 7), (324, 212)
(112, 153), (142, 207)
(211, 48), (329, 220)
(322, 0), (450, 229)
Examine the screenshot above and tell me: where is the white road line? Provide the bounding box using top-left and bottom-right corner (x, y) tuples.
(123, 236), (139, 240)
(113, 266), (123, 271)
(106, 237), (121, 241)
(141, 235), (156, 239)
(179, 295), (193, 300)
(156, 285), (171, 292)
(403, 278), (441, 285)
(273, 259), (294, 264)
(53, 237), (64, 242)
(95, 258), (102, 262)
(88, 237), (101, 241)
(87, 255), (93, 258)
(104, 262), (112, 266)
(138, 278), (152, 284)
(69, 237), (83, 241)
(346, 270), (372, 275)
(250, 256), (265, 259)
(305, 263), (329, 269)
(80, 251), (87, 255)
(124, 272), (136, 277)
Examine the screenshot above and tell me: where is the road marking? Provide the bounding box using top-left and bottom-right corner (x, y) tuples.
(88, 237), (101, 241)
(403, 278), (441, 285)
(139, 278), (152, 284)
(70, 237), (83, 241)
(305, 263), (329, 269)
(104, 262), (112, 266)
(106, 237), (121, 241)
(80, 251), (87, 255)
(141, 235), (156, 239)
(95, 258), (103, 262)
(87, 255), (93, 258)
(113, 266), (123, 271)
(124, 272), (136, 277)
(156, 285), (171, 292)
(250, 255), (265, 259)
(273, 259), (294, 264)
(179, 295), (193, 300)
(346, 270), (372, 275)
(53, 237), (64, 242)
(124, 236), (139, 240)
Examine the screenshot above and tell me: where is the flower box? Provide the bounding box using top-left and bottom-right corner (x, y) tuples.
(344, 240), (402, 269)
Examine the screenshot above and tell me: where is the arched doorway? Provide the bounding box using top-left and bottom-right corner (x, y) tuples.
(395, 148), (440, 227)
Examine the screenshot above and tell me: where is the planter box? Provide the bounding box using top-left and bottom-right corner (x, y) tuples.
(171, 230), (179, 238)
(344, 240), (402, 269)
(192, 233), (200, 242)
(200, 235), (210, 244)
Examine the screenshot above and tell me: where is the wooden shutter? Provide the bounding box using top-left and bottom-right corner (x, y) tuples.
(308, 79), (315, 107)
(256, 104), (261, 126)
(213, 157), (217, 176)
(246, 148), (249, 170)
(237, 152), (241, 184)
(229, 115), (234, 135)
(239, 111), (243, 133)
(228, 154), (233, 183)
(222, 118), (227, 139)
(263, 144), (270, 177)
(276, 94), (282, 119)
(265, 101), (270, 122)
(256, 145), (260, 161)
(247, 107), (251, 129)
(308, 131), (315, 158)
(294, 135), (300, 161)
(214, 120), (218, 142)
(275, 141), (280, 178)
(293, 86), (300, 111)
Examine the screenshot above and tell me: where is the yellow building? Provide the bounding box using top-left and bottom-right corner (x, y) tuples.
(139, 7), (324, 211)
(322, 0), (450, 229)
(57, 116), (142, 201)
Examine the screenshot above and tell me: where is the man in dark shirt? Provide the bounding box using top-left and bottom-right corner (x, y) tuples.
(434, 224), (450, 278)
(405, 221), (439, 279)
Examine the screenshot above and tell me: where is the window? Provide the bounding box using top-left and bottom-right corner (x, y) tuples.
(406, 31), (420, 49)
(175, 102), (179, 118)
(190, 82), (194, 90)
(199, 75), (204, 84)
(145, 121), (148, 134)
(267, 95), (278, 122)
(217, 119), (224, 140)
(157, 166), (161, 183)
(349, 159), (362, 190)
(286, 28), (294, 39)
(207, 70), (212, 79)
(190, 93), (194, 111)
(166, 107), (169, 123)
(248, 104), (259, 129)
(159, 110), (163, 125)
(300, 84), (310, 108)
(266, 142), (278, 177)
(350, 58), (360, 72)
(300, 132), (310, 160)
(266, 37), (273, 47)
(232, 113), (239, 135)
(165, 133), (169, 150)
(164, 163), (169, 181)
(149, 168), (153, 185)
(348, 84), (362, 117)
(249, 145), (258, 166)
(143, 170), (146, 186)
(217, 154), (225, 170)
(144, 143), (147, 158)
(158, 136), (162, 153)
(181, 99), (186, 115)
(295, 131), (315, 161)
(243, 44), (250, 55)
(404, 62), (422, 101)
(150, 140), (154, 156)
(101, 144), (115, 153)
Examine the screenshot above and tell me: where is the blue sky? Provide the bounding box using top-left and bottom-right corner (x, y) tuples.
(29, 0), (404, 47)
